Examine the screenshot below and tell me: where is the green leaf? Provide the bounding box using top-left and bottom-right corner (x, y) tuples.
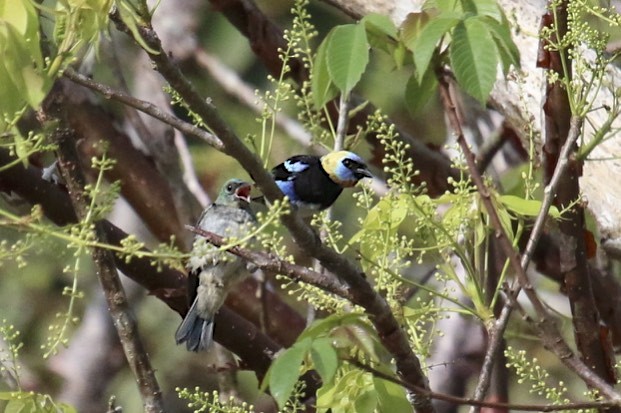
(392, 41), (407, 70)
(318, 370), (371, 413)
(117, 1), (159, 55)
(0, 21), (49, 112)
(499, 195), (560, 218)
(57, 403), (78, 413)
(316, 380), (339, 413)
(405, 68), (438, 114)
(361, 193), (410, 231)
(374, 377), (413, 412)
(331, 322), (380, 361)
(0, 28), (22, 130)
(460, 0), (503, 20)
(363, 14), (398, 57)
(354, 389), (377, 413)
(13, 131), (31, 167)
(298, 313), (367, 342)
(0, 0), (42, 67)
(400, 11), (431, 47)
(310, 337), (339, 384)
(269, 338), (312, 408)
(449, 18), (498, 104)
(408, 15), (460, 81)
(425, 0), (463, 13)
(312, 32), (339, 108)
(362, 13), (398, 38)
(350, 193), (412, 260)
(326, 23), (369, 94)
(5, 397), (34, 413)
(495, 200), (514, 238)
(479, 16), (520, 73)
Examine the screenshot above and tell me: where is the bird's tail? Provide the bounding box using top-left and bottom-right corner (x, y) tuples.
(175, 299), (214, 352)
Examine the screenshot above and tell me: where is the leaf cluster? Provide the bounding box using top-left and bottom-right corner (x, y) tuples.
(310, 0), (520, 113)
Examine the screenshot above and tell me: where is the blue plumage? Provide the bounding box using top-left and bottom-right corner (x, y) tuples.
(271, 151), (371, 215)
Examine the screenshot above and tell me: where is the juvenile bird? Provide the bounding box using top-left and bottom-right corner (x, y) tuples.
(271, 150), (372, 216)
(175, 178), (256, 352)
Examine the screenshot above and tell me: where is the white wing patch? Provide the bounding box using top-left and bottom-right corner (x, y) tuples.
(284, 159), (310, 175)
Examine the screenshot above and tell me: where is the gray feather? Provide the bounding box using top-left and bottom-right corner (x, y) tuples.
(176, 179), (256, 352)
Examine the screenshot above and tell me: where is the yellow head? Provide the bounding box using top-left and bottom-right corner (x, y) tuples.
(320, 151), (371, 187)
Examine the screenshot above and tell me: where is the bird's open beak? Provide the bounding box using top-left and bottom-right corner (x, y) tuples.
(235, 183), (252, 203)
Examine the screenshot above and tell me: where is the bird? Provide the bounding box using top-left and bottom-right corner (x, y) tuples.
(271, 150), (372, 216)
(175, 178), (256, 352)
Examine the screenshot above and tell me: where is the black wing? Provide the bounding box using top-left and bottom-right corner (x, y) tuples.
(186, 266), (200, 310)
(291, 163), (343, 209)
(271, 155), (320, 181)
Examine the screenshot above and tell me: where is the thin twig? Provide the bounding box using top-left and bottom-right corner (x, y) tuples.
(174, 132), (211, 207)
(348, 358), (619, 412)
(63, 68), (224, 151)
(194, 48), (313, 148)
(334, 92), (350, 151)
(186, 225), (352, 300)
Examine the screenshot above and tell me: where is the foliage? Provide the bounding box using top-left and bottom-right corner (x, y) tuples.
(0, 0), (620, 411)
(0, 321), (76, 412)
(312, 0), (519, 109)
(505, 347), (573, 407)
(176, 389), (256, 413)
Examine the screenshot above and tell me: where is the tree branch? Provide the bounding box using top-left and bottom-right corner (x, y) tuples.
(0, 148), (306, 382)
(349, 358), (620, 412)
(207, 0), (459, 197)
(42, 79), (188, 248)
(54, 129), (165, 413)
(540, 1), (617, 394)
(186, 225), (353, 300)
(63, 68), (224, 151)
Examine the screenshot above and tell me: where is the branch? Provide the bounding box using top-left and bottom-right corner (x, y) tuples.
(54, 129), (165, 413)
(63, 68), (224, 151)
(349, 358), (620, 412)
(193, 49), (313, 149)
(0, 148), (305, 381)
(471, 107), (585, 406)
(186, 225), (353, 300)
(539, 0), (618, 393)
(42, 78), (187, 247)
(208, 0), (459, 197)
(111, 9), (435, 412)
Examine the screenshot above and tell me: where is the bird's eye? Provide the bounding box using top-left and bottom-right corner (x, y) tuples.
(226, 183), (234, 192)
(343, 158), (352, 167)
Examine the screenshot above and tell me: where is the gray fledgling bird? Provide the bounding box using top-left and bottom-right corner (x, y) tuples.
(175, 178), (256, 352)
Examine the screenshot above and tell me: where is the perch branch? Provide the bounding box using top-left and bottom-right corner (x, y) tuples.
(186, 225), (353, 300)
